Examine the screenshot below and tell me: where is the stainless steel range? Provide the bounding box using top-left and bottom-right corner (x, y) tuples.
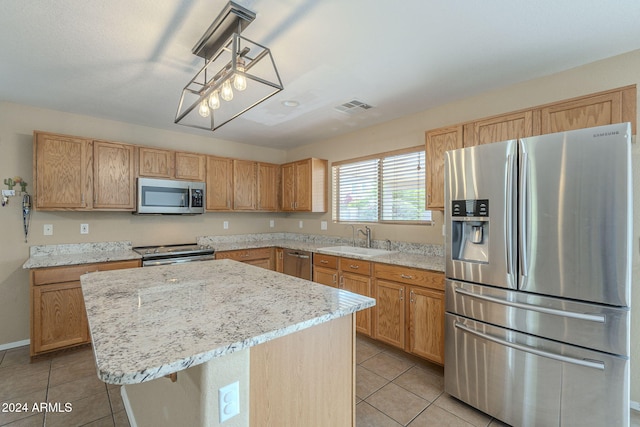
(133, 243), (215, 267)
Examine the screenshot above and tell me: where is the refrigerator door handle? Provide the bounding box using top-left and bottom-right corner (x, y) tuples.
(454, 321), (605, 370)
(518, 148), (529, 278)
(505, 153), (515, 276)
(453, 286), (606, 323)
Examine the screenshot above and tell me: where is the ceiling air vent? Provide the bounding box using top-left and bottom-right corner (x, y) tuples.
(334, 99), (373, 115)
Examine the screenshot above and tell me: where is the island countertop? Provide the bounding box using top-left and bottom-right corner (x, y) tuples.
(80, 259), (375, 385)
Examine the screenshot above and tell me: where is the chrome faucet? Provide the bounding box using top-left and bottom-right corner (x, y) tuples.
(357, 226), (372, 248)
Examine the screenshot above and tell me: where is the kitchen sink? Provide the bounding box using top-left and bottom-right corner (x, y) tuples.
(317, 246), (396, 258)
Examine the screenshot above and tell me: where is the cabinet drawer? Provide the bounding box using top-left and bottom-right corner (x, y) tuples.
(216, 247), (273, 262)
(339, 258), (371, 275)
(32, 260), (141, 285)
(374, 263), (444, 291)
(313, 253), (338, 269)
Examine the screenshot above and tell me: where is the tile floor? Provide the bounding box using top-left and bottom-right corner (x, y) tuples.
(0, 344), (128, 427)
(1, 338), (639, 427)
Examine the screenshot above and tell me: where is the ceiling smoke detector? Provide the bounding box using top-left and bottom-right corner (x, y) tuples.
(334, 99), (373, 115)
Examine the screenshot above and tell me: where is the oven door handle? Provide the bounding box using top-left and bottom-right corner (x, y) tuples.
(454, 321), (605, 370)
(453, 286), (606, 323)
(143, 255), (215, 266)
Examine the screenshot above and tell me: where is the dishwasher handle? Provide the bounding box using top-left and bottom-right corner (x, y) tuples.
(287, 252), (310, 259)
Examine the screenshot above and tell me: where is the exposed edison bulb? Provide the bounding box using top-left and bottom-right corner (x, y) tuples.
(234, 59), (247, 91)
(208, 90), (220, 110)
(198, 99), (210, 117)
(221, 79), (234, 101)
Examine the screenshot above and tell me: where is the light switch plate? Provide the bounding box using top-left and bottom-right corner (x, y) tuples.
(320, 221), (327, 230)
(298, 220), (303, 229)
(223, 221), (229, 230)
(43, 224), (53, 236)
(269, 219), (275, 228)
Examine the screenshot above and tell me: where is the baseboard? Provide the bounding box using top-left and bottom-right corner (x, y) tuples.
(631, 401), (640, 413)
(121, 385), (138, 427)
(0, 339), (30, 351)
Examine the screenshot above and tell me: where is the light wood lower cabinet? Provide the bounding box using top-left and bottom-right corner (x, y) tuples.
(215, 248), (275, 271)
(373, 262), (445, 365)
(30, 259), (140, 357)
(408, 286), (445, 365)
(338, 258), (372, 336)
(312, 254), (339, 288)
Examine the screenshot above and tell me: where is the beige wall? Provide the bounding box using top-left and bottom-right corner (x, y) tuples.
(2, 48), (639, 402)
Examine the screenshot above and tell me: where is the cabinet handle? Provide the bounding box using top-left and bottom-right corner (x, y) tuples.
(332, 273), (337, 284)
(401, 274), (413, 279)
(399, 288), (404, 301)
(320, 260), (328, 264)
(339, 275), (344, 288)
(349, 264), (359, 269)
(410, 290), (415, 303)
(294, 201), (298, 209)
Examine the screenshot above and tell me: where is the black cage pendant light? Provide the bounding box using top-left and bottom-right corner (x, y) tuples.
(175, 1), (284, 131)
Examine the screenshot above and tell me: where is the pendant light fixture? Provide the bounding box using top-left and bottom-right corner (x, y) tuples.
(175, 1), (284, 131)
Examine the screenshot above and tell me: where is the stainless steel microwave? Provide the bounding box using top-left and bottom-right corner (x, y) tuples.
(135, 177), (205, 214)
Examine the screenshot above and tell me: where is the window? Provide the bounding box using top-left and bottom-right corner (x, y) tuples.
(332, 147), (432, 223)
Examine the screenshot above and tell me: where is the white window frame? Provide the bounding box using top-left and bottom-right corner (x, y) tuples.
(332, 146), (433, 225)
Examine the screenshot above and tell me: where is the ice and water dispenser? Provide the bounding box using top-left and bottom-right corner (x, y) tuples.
(450, 199), (489, 264)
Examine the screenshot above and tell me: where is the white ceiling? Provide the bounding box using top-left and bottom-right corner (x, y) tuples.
(2, 1), (640, 149)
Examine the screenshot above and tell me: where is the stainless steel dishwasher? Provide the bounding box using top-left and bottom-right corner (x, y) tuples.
(283, 250), (312, 280)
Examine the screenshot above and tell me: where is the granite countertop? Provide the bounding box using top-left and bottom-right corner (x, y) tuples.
(80, 259), (375, 385)
(206, 238), (445, 272)
(22, 241), (141, 269)
(22, 234), (445, 272)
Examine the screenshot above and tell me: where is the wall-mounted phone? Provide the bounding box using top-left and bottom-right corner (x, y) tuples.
(23, 194), (31, 243)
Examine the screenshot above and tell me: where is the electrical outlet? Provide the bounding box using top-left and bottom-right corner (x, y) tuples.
(43, 224), (53, 236)
(298, 220), (303, 229)
(269, 219), (275, 228)
(219, 381), (240, 423)
(320, 220), (327, 230)
(80, 223), (89, 234)
(223, 221), (229, 230)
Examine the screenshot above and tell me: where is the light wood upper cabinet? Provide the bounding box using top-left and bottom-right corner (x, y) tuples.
(93, 141), (136, 210)
(138, 147), (173, 178)
(34, 132), (92, 209)
(280, 158), (327, 212)
(205, 155), (233, 211)
(463, 110), (534, 147)
(34, 132), (135, 211)
(537, 86), (637, 134)
(257, 162), (279, 211)
(175, 152), (206, 181)
(425, 126), (463, 210)
(233, 159), (257, 210)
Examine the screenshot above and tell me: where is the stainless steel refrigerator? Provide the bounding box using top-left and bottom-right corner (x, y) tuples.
(444, 123), (632, 427)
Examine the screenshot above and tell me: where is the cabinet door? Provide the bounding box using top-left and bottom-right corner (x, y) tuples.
(408, 287), (445, 365)
(294, 159), (312, 211)
(34, 132), (91, 209)
(275, 248), (284, 273)
(341, 272), (372, 336)
(374, 279), (405, 349)
(425, 126), (463, 209)
(233, 160), (256, 210)
(538, 86), (636, 134)
(32, 281), (90, 354)
(175, 152), (206, 181)
(206, 156), (233, 210)
(257, 162), (279, 211)
(464, 111), (534, 147)
(93, 141), (135, 210)
(245, 258), (272, 270)
(313, 266), (338, 288)
(139, 147), (173, 178)
(280, 162), (296, 211)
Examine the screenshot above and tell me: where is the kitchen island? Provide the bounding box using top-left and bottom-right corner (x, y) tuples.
(80, 259), (374, 427)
